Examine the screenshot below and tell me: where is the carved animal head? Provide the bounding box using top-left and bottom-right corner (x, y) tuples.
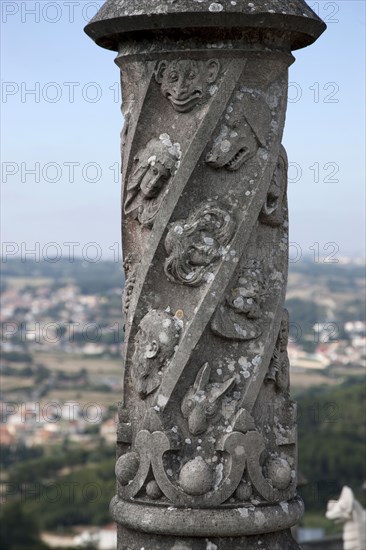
(155, 59), (220, 113)
(326, 486), (355, 523)
(259, 145), (288, 227)
(181, 363), (236, 435)
(132, 310), (182, 399)
(164, 202), (236, 286)
(206, 92), (271, 171)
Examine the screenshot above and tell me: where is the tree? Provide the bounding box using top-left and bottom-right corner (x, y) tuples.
(0, 500), (47, 550)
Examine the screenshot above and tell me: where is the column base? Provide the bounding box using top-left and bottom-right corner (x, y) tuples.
(117, 526), (302, 549)
(111, 495), (304, 549)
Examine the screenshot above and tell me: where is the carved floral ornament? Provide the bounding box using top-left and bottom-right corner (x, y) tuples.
(115, 402), (296, 506)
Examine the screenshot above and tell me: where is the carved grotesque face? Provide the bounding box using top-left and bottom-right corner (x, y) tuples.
(155, 59), (220, 113)
(132, 310), (181, 399)
(206, 93), (271, 171)
(139, 159), (171, 199)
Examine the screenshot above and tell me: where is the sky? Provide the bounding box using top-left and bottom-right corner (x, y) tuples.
(1, 0), (365, 262)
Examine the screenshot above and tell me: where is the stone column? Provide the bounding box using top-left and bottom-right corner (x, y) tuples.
(85, 3), (325, 549)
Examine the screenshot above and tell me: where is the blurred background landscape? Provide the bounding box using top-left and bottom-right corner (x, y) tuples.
(0, 256), (365, 549)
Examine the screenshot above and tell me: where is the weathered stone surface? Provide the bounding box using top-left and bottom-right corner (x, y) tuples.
(85, 2), (326, 548)
(85, 0), (326, 51)
(114, 525), (303, 550)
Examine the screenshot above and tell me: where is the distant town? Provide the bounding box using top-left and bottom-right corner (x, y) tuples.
(0, 257), (365, 549)
(1, 257), (365, 448)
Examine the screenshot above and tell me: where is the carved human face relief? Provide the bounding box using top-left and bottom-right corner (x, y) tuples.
(155, 59), (220, 113)
(139, 160), (171, 199)
(132, 310), (181, 399)
(206, 92), (271, 171)
(124, 136), (180, 228)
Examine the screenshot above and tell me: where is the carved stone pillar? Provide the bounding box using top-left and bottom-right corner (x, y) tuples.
(85, 3), (325, 549)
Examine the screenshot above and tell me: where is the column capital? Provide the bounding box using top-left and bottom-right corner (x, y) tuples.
(85, 0), (326, 52)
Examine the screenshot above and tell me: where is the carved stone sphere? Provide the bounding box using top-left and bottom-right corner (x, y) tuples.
(179, 457), (213, 496)
(235, 480), (253, 501)
(146, 480), (163, 500)
(264, 457), (292, 490)
(115, 452), (139, 486)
